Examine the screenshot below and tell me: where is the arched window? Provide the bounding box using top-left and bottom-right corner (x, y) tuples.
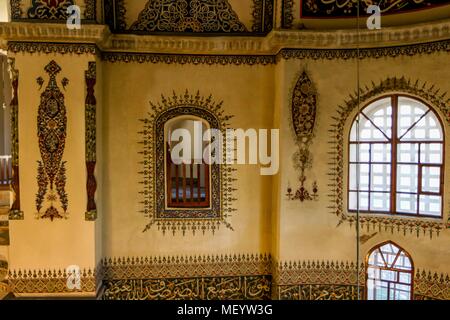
(164, 116), (211, 208)
(348, 95), (444, 217)
(143, 92), (233, 234)
(366, 241), (413, 300)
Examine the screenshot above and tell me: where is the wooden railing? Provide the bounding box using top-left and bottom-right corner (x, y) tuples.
(0, 156), (12, 189)
(166, 144), (210, 208)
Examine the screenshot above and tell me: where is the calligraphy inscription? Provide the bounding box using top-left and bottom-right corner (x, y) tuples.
(103, 276), (271, 300)
(301, 0), (450, 18)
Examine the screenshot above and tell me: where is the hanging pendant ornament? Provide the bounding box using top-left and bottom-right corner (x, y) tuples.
(286, 70), (318, 202)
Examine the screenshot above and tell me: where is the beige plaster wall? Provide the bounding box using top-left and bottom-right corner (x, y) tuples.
(277, 51), (450, 274)
(5, 45), (449, 279)
(8, 52), (99, 272)
(102, 62), (275, 257)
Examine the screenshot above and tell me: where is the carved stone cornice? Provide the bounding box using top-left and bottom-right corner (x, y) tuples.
(269, 18), (450, 49)
(1, 19), (450, 56)
(0, 22), (109, 51)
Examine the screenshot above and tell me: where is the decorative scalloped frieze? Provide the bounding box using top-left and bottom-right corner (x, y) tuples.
(102, 254), (272, 280)
(269, 19), (450, 49)
(7, 268), (97, 294)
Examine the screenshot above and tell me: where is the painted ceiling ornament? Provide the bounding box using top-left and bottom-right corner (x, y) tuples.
(286, 70), (318, 202)
(36, 60), (68, 221)
(130, 0), (247, 33)
(27, 0), (75, 20)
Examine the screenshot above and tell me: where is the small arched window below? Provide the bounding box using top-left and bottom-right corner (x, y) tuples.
(366, 242), (413, 300)
(348, 95), (445, 218)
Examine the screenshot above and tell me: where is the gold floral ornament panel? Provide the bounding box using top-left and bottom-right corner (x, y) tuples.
(328, 77), (450, 237)
(36, 61), (69, 221)
(139, 90), (237, 235)
(414, 270), (450, 300)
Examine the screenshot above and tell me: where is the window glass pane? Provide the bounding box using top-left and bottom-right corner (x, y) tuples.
(396, 193), (417, 214)
(380, 270), (396, 282)
(349, 164), (369, 190)
(421, 166), (441, 193)
(420, 143), (443, 164)
(397, 143), (418, 163)
(362, 98), (392, 137)
(367, 267), (379, 279)
(380, 243), (398, 256)
(382, 244), (399, 266)
(397, 165), (418, 193)
(367, 279), (375, 300)
(401, 114), (443, 141)
(391, 284), (411, 300)
(394, 252), (412, 270)
(397, 97), (428, 138)
(370, 192), (390, 212)
(371, 143), (391, 163)
(399, 272), (411, 284)
(348, 191), (369, 210)
(399, 97), (443, 141)
(349, 143), (370, 162)
(375, 281), (388, 300)
(371, 164), (390, 192)
(350, 103), (392, 141)
(419, 195), (442, 217)
(369, 250), (386, 268)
